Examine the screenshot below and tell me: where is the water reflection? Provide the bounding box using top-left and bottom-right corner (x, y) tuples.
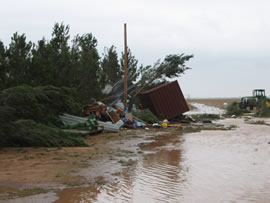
(87, 148), (184, 203)
(54, 119), (270, 203)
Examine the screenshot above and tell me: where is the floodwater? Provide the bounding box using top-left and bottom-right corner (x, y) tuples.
(52, 118), (270, 203)
(184, 102), (226, 115)
(6, 118), (270, 203)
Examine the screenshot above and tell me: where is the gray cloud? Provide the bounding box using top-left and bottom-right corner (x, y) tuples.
(1, 0), (269, 97)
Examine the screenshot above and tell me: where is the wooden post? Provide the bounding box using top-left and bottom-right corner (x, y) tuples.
(124, 23), (128, 110)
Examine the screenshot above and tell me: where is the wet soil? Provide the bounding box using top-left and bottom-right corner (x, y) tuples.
(54, 118), (270, 203)
(1, 105), (270, 202)
(0, 129), (176, 202)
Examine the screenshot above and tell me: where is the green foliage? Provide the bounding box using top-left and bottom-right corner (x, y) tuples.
(0, 23), (193, 106)
(6, 33), (32, 87)
(0, 23), (103, 104)
(0, 85), (80, 125)
(0, 40), (7, 89)
(70, 33), (103, 103)
(120, 47), (141, 82)
(226, 102), (248, 116)
(0, 85), (87, 147)
(136, 53), (193, 93)
(101, 46), (122, 85)
(0, 120), (87, 147)
(133, 109), (159, 124)
(0, 22), (194, 147)
(256, 99), (270, 117)
(128, 53), (193, 111)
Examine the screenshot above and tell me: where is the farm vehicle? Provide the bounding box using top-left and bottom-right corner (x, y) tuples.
(240, 89), (270, 110)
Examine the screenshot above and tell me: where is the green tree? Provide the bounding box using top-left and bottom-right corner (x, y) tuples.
(30, 38), (52, 86)
(0, 41), (7, 89)
(31, 23), (72, 87)
(71, 33), (101, 103)
(128, 53), (193, 111)
(136, 53), (194, 93)
(6, 32), (32, 87)
(49, 22), (71, 87)
(120, 47), (141, 82)
(101, 45), (121, 85)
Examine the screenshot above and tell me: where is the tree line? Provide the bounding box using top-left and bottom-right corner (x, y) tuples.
(0, 23), (193, 105)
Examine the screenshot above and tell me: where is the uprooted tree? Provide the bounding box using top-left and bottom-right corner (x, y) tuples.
(0, 85), (87, 147)
(0, 22), (194, 147)
(135, 53), (193, 93)
(126, 53), (193, 110)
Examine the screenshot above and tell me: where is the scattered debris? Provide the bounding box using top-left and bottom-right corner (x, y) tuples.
(60, 113), (104, 135)
(97, 120), (121, 133)
(57, 80), (231, 136)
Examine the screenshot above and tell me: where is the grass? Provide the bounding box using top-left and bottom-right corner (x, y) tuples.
(226, 102), (250, 116)
(118, 159), (135, 167)
(53, 157), (65, 160)
(30, 163), (41, 167)
(111, 172), (121, 176)
(37, 152), (47, 156)
(55, 172), (64, 178)
(18, 155), (35, 161)
(95, 177), (107, 186)
(228, 125), (237, 129)
(0, 187), (49, 201)
(256, 100), (270, 117)
(16, 148), (28, 153)
(249, 120), (266, 125)
(118, 160), (125, 164)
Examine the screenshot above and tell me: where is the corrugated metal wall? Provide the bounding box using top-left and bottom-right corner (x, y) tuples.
(139, 81), (189, 120)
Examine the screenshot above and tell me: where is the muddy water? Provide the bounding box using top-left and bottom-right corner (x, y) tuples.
(51, 118), (270, 203)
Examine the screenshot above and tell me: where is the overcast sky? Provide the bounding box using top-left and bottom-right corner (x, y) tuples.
(1, 0), (269, 98)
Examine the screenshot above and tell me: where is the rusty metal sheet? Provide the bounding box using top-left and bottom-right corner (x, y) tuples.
(139, 81), (189, 120)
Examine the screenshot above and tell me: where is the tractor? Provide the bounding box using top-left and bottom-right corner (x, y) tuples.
(240, 89), (270, 110)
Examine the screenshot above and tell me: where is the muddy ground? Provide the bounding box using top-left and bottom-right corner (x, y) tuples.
(1, 99), (269, 202)
(0, 128), (182, 202)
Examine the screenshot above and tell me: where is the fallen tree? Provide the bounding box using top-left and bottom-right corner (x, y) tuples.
(0, 85), (88, 147)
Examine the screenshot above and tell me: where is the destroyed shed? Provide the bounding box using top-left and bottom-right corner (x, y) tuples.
(139, 81), (189, 120)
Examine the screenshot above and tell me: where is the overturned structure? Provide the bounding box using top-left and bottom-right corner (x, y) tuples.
(139, 81), (189, 120)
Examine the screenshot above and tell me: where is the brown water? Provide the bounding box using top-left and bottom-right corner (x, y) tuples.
(52, 119), (270, 203)
(7, 119), (270, 203)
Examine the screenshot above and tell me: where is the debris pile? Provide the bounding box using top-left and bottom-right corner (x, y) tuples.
(58, 81), (194, 134)
(0, 81), (217, 148)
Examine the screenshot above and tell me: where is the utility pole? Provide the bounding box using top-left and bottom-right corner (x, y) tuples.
(124, 23), (128, 110)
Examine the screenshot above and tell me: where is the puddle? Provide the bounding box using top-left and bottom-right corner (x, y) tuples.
(50, 118), (270, 202)
(6, 118), (270, 202)
(4, 192), (58, 203)
(185, 102), (226, 115)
